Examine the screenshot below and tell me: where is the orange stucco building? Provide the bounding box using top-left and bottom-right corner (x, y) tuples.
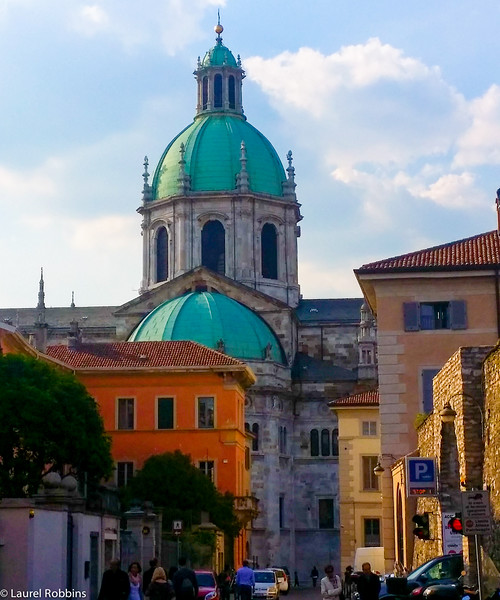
(0, 324), (257, 566)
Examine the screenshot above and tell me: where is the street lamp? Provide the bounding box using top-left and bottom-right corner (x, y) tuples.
(439, 392), (484, 436)
(374, 461), (385, 477)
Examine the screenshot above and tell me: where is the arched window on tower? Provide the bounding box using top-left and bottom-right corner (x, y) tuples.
(251, 423), (259, 451)
(332, 428), (339, 456)
(202, 77), (208, 110)
(310, 429), (319, 457)
(228, 75), (235, 109)
(214, 74), (222, 108)
(156, 226), (168, 283)
(261, 223), (278, 279)
(321, 429), (330, 456)
(202, 220), (225, 275)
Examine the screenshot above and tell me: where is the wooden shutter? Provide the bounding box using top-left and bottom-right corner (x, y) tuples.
(450, 300), (467, 329)
(403, 302), (420, 331)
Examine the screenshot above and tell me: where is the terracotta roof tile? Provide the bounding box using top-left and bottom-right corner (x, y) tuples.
(46, 340), (246, 369)
(356, 230), (500, 273)
(328, 389), (379, 407)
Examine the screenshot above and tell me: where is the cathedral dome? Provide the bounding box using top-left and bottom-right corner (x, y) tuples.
(152, 114), (286, 199)
(128, 291), (287, 364)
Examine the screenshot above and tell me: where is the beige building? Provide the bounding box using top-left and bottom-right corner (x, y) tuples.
(355, 226), (500, 570)
(329, 390), (382, 570)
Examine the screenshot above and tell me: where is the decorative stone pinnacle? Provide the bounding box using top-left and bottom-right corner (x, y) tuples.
(141, 155), (152, 202)
(177, 143), (191, 193)
(236, 140), (249, 192)
(71, 291), (75, 308)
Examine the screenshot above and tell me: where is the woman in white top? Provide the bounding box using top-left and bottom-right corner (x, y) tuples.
(321, 565), (342, 600)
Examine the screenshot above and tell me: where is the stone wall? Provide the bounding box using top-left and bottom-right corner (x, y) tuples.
(415, 346), (492, 572)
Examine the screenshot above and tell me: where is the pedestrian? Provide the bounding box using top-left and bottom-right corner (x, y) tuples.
(172, 557), (198, 600)
(235, 560), (255, 600)
(218, 565), (232, 600)
(294, 571), (300, 588)
(167, 566), (178, 585)
(311, 566), (319, 588)
(320, 565), (342, 600)
(146, 567), (175, 600)
(143, 559), (159, 593)
(343, 566), (354, 600)
(128, 562), (143, 600)
(98, 559), (130, 600)
(355, 563), (380, 600)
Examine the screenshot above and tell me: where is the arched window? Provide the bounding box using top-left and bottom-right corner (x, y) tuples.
(321, 429), (330, 456)
(214, 74), (222, 108)
(202, 220), (225, 274)
(202, 77), (208, 110)
(310, 429), (319, 457)
(332, 428), (339, 456)
(228, 75), (235, 109)
(261, 223), (278, 279)
(251, 423), (259, 451)
(156, 226), (168, 282)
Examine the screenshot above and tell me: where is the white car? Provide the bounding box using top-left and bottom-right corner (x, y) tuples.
(253, 570), (279, 600)
(269, 569), (289, 595)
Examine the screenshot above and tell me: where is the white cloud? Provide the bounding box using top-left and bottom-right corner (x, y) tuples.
(454, 85), (500, 167)
(72, 5), (109, 36)
(416, 172), (488, 208)
(245, 39), (467, 170)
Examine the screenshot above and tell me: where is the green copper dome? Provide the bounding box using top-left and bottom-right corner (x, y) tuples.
(152, 114), (286, 199)
(128, 291), (287, 364)
(201, 42), (237, 67)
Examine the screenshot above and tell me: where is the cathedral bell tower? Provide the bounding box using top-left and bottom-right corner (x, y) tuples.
(138, 21), (302, 307)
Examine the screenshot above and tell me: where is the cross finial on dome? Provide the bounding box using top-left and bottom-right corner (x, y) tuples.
(215, 10), (223, 44)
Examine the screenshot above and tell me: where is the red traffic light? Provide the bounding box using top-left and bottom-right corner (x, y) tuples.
(448, 513), (464, 535)
(412, 513), (430, 540)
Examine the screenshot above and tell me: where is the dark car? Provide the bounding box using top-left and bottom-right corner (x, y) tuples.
(381, 554), (464, 599)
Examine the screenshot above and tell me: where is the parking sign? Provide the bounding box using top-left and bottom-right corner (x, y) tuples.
(406, 457), (437, 496)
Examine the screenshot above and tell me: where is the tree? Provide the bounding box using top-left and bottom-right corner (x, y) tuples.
(124, 451), (240, 537)
(0, 353), (113, 498)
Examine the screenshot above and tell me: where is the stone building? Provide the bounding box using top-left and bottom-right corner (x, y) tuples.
(0, 23), (377, 576)
(396, 343), (500, 592)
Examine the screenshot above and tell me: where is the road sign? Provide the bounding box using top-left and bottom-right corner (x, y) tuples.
(173, 520), (183, 535)
(442, 511), (463, 555)
(461, 491), (491, 535)
(406, 457), (437, 496)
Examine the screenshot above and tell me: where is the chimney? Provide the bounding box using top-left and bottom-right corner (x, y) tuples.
(68, 319), (81, 350)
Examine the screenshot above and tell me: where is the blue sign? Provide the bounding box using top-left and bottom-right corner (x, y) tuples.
(406, 457), (437, 497)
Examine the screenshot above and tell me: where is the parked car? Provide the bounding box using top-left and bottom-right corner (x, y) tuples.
(195, 570), (219, 600)
(270, 568), (289, 595)
(381, 554), (464, 599)
(253, 570), (280, 600)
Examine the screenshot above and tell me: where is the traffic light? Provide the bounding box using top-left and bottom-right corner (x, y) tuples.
(448, 513), (464, 535)
(412, 513), (430, 539)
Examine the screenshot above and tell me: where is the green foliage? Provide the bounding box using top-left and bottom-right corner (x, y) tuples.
(0, 353), (113, 498)
(414, 412), (429, 429)
(124, 451), (240, 538)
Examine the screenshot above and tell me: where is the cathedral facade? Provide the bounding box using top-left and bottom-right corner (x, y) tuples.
(1, 24), (377, 576)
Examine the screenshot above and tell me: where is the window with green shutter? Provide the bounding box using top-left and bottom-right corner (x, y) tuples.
(158, 397), (174, 429)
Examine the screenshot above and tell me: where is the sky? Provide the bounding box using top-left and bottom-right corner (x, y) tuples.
(1, 0), (500, 308)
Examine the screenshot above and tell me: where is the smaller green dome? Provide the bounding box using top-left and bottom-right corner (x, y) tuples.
(128, 291), (286, 364)
(202, 41), (237, 67)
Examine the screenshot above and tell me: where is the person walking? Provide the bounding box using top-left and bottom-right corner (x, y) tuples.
(355, 563), (380, 600)
(294, 571), (300, 588)
(235, 560), (255, 600)
(343, 566), (354, 600)
(320, 565), (342, 600)
(143, 559), (159, 593)
(146, 567), (175, 600)
(98, 559), (130, 600)
(172, 557), (198, 600)
(128, 562), (143, 600)
(311, 566), (319, 588)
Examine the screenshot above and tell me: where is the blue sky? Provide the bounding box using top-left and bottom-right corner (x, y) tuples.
(1, 1), (500, 307)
